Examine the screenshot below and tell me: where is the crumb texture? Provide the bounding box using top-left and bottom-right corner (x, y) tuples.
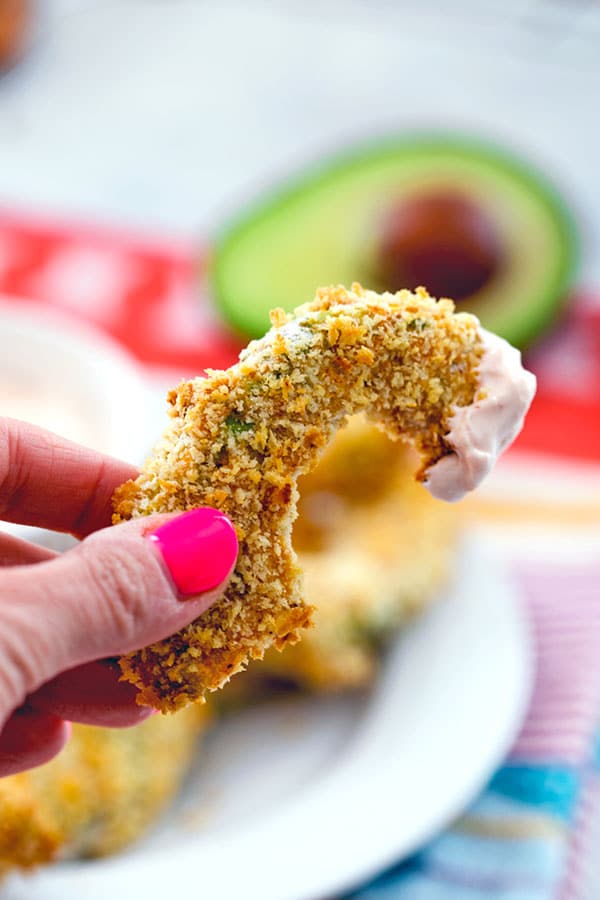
(276, 417), (457, 689)
(114, 284), (482, 711)
(0, 708), (205, 874)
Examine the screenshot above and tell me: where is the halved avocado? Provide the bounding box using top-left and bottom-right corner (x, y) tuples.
(212, 136), (578, 348)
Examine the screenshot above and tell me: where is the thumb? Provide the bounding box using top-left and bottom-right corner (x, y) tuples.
(0, 508), (238, 719)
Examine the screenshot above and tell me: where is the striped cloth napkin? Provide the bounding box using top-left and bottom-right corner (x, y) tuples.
(1, 210), (600, 899)
(351, 560), (600, 900)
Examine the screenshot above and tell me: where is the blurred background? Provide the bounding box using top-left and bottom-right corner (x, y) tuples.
(1, 2), (600, 898)
(0, 0), (598, 257)
(0, 0), (598, 541)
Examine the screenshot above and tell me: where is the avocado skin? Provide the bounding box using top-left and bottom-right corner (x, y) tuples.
(212, 135), (579, 348)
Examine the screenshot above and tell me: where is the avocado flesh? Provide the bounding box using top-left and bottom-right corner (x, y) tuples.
(213, 138), (578, 348)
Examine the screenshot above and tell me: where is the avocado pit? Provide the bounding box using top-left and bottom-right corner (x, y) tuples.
(376, 190), (504, 302)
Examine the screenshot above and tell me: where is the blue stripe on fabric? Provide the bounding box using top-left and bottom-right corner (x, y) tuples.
(489, 765), (580, 821)
(467, 791), (555, 820)
(350, 824), (563, 898)
(347, 748), (600, 899)
(424, 831), (562, 883)
(353, 871), (550, 900)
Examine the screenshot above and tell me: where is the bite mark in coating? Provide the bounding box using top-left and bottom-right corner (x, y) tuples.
(270, 417), (458, 691)
(113, 284), (483, 711)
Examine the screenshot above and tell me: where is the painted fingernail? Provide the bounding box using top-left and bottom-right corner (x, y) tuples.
(148, 508), (238, 598)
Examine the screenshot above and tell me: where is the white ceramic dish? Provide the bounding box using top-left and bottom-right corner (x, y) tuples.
(3, 536), (533, 900)
(0, 298), (152, 546)
(0, 297), (151, 461)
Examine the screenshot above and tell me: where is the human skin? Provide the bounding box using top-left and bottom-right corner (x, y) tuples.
(0, 417), (237, 777)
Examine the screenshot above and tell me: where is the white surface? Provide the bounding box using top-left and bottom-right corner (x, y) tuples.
(3, 538), (533, 900)
(0, 299), (153, 544)
(0, 298), (151, 460)
(0, 2), (599, 287)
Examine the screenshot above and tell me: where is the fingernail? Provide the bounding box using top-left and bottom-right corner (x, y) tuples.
(148, 508), (238, 598)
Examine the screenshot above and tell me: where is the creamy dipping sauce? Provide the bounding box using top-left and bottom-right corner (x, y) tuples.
(424, 327), (536, 502)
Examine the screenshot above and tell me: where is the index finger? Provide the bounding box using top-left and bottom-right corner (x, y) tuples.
(0, 418), (139, 537)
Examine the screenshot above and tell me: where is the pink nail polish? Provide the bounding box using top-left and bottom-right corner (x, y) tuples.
(148, 508), (238, 598)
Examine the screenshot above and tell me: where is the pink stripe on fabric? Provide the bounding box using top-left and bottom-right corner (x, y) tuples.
(512, 742), (586, 767)
(526, 700), (599, 718)
(510, 562), (600, 891)
(558, 775), (600, 900)
(509, 563), (600, 765)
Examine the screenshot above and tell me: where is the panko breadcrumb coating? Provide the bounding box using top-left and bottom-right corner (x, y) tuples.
(114, 284), (483, 711)
(0, 706), (206, 874)
(269, 416), (457, 689)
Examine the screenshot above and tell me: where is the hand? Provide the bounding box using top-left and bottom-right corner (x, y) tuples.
(0, 418), (238, 777)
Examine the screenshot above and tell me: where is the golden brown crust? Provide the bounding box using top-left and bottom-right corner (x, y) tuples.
(219, 417), (458, 697)
(274, 421), (457, 689)
(114, 284), (482, 711)
(0, 707), (206, 873)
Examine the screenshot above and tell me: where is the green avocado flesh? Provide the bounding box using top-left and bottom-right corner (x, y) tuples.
(212, 137), (578, 348)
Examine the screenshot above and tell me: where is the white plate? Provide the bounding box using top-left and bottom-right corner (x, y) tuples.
(0, 297), (151, 463)
(4, 537), (532, 900)
(0, 298), (153, 548)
